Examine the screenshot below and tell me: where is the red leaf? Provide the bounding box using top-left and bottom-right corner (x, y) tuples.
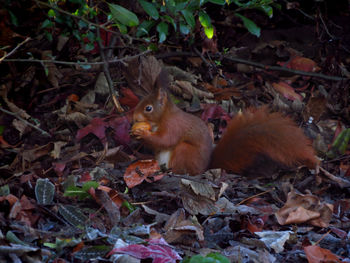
(76, 116), (131, 146)
(108, 238), (182, 263)
(76, 117), (107, 142)
(124, 160), (164, 188)
(79, 172), (92, 183)
(108, 116), (131, 146)
(201, 104), (232, 134)
(119, 88), (140, 109)
(53, 162), (66, 177)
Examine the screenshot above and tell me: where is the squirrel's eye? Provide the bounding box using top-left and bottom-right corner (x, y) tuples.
(145, 105), (153, 112)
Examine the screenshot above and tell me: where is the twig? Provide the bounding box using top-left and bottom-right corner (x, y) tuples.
(95, 16), (124, 113)
(2, 51), (151, 66)
(237, 188), (275, 206)
(318, 13), (336, 40)
(314, 229), (332, 246)
(194, 47), (214, 79)
(157, 52), (346, 81)
(0, 37), (31, 62)
(221, 55), (346, 81)
(319, 167), (350, 188)
(0, 107), (51, 137)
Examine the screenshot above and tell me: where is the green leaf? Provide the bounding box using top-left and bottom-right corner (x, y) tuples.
(189, 255), (205, 262)
(8, 11), (18, 26)
(174, 2), (189, 12)
(84, 43), (95, 52)
(44, 31), (53, 42)
(43, 242), (57, 249)
(0, 184), (10, 196)
(41, 19), (53, 29)
(122, 200), (135, 212)
(78, 20), (88, 29)
(235, 13), (261, 37)
(72, 29), (81, 41)
(165, 0), (176, 14)
(136, 20), (156, 37)
(181, 9), (195, 29)
(163, 15), (176, 31)
(259, 5), (273, 18)
(64, 185), (89, 200)
(206, 252), (230, 263)
(108, 3), (139, 27)
(115, 22), (128, 34)
(180, 23), (190, 35)
(156, 21), (168, 43)
(138, 0), (159, 20)
(273, 3), (282, 10)
(204, 26), (214, 39)
(229, 0), (244, 7)
(82, 181), (99, 191)
(208, 0), (226, 5)
(199, 11), (212, 28)
(327, 128), (350, 158)
(48, 9), (56, 18)
(147, 43), (159, 51)
(35, 178), (55, 205)
(200, 0), (209, 6)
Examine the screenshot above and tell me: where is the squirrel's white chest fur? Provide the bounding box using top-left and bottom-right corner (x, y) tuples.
(156, 150), (171, 168)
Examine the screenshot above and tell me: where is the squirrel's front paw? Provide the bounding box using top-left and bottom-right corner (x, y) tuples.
(131, 121), (152, 139)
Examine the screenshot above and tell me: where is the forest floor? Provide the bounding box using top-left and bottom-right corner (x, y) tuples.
(0, 1), (350, 262)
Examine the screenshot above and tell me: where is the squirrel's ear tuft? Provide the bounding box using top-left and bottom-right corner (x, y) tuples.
(156, 88), (168, 106)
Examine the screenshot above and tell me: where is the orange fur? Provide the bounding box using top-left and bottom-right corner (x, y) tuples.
(132, 73), (318, 176)
(210, 107), (318, 174)
(133, 88), (212, 175)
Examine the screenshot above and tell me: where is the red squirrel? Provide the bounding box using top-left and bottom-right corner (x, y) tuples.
(131, 73), (318, 177)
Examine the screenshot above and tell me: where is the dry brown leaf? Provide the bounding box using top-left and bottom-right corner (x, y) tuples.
(42, 50), (63, 89)
(163, 208), (204, 244)
(303, 95), (327, 123)
(175, 80), (214, 99)
(304, 245), (342, 263)
(123, 56), (162, 97)
(166, 66), (199, 84)
(272, 81), (303, 101)
(180, 180), (219, 215)
(287, 56), (320, 72)
(22, 143), (54, 163)
(275, 190), (333, 227)
(51, 141), (67, 159)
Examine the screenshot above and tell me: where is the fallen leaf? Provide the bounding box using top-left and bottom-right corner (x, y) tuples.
(108, 116), (131, 146)
(119, 88), (140, 109)
(108, 237), (182, 262)
(255, 230), (292, 253)
(76, 117), (107, 142)
(272, 81), (303, 101)
(279, 56), (320, 72)
(304, 245), (342, 263)
(124, 160), (164, 188)
(275, 190), (333, 227)
(163, 208), (204, 244)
